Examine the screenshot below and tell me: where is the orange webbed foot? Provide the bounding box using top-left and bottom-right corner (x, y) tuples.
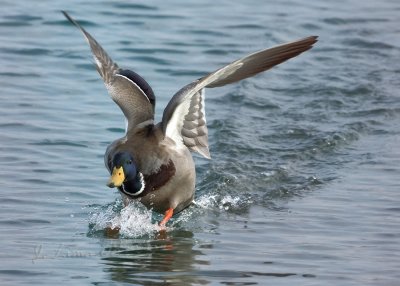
(159, 208), (174, 229)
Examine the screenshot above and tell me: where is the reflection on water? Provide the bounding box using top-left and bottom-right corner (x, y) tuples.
(100, 231), (209, 285)
(98, 227), (318, 285)
(88, 200), (319, 285)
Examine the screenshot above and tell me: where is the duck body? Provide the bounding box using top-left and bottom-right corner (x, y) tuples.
(106, 123), (196, 214)
(62, 11), (317, 226)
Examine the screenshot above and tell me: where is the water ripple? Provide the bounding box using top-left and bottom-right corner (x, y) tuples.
(343, 38), (395, 50)
(30, 139), (88, 148)
(2, 1), (400, 285)
(323, 17), (388, 25)
(111, 3), (158, 10)
(0, 47), (51, 56)
(0, 14), (42, 26)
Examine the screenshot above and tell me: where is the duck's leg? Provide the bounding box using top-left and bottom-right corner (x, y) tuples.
(159, 208), (174, 227)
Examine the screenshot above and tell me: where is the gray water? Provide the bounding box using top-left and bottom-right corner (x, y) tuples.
(1, 0), (400, 285)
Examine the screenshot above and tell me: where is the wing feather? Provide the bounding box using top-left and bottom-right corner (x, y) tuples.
(62, 11), (154, 130)
(204, 36), (318, 88)
(164, 87), (210, 159)
(162, 36), (317, 158)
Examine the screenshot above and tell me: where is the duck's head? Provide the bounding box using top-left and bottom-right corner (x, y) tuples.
(107, 152), (138, 188)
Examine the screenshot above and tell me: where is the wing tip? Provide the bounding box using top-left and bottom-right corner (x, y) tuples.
(196, 146), (211, 159)
(307, 35), (319, 47)
(61, 10), (79, 29)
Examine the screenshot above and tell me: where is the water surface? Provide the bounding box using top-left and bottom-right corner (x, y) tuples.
(1, 0), (400, 285)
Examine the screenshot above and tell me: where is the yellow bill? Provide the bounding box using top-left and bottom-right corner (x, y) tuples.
(107, 166), (125, 188)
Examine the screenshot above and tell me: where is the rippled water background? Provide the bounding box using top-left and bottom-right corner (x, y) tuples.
(1, 0), (400, 285)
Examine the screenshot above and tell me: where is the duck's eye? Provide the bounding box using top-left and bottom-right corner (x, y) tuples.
(128, 160), (132, 164)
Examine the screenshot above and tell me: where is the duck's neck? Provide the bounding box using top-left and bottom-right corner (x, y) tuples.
(122, 172), (145, 197)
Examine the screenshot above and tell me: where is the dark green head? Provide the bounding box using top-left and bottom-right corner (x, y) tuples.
(107, 152), (145, 197)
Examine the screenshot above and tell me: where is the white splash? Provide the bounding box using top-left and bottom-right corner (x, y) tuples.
(194, 193), (242, 211)
(89, 201), (160, 237)
(220, 195), (241, 211)
(112, 203), (159, 237)
(89, 193), (247, 237)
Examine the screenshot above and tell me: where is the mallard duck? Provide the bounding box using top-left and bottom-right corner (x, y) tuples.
(62, 11), (317, 227)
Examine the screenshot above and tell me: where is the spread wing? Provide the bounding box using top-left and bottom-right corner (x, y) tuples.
(62, 11), (155, 131)
(162, 36), (318, 159)
(163, 83), (210, 158)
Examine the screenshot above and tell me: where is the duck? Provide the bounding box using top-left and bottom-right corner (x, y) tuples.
(62, 11), (317, 227)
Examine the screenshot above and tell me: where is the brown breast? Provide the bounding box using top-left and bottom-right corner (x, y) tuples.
(135, 159), (176, 198)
